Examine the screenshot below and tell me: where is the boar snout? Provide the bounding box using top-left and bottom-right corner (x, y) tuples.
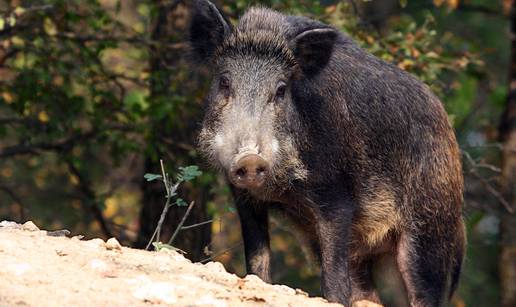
(230, 154), (270, 190)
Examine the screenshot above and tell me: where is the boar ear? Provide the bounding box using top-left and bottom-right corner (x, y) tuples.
(291, 28), (337, 76)
(189, 0), (232, 62)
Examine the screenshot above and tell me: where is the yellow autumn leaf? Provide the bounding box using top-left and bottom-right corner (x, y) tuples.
(398, 59), (414, 70)
(1, 92), (14, 103)
(104, 197), (118, 218)
(69, 174), (80, 186)
(11, 36), (24, 47)
(43, 17), (57, 36)
(14, 7), (26, 17)
(38, 110), (50, 123)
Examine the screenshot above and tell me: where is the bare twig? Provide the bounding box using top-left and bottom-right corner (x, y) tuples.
(181, 219), (213, 230)
(168, 201), (195, 245)
(462, 150), (513, 213)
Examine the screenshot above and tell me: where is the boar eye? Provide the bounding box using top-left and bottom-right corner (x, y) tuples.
(275, 82), (287, 100)
(219, 75), (230, 90)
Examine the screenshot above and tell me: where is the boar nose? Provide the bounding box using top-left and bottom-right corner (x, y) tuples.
(231, 154), (270, 190)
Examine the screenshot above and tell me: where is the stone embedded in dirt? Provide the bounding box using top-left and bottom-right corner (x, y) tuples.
(204, 261), (227, 273)
(89, 259), (108, 271)
(88, 258), (117, 278)
(22, 221), (39, 232)
(47, 229), (71, 237)
(55, 249), (68, 257)
(84, 238), (105, 249)
(105, 237), (122, 251)
(243, 274), (263, 283)
(0, 220), (20, 228)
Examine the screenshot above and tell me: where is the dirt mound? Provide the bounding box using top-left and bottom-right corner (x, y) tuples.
(0, 221), (342, 307)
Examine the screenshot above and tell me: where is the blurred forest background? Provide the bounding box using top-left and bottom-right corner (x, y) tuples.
(0, 0), (514, 306)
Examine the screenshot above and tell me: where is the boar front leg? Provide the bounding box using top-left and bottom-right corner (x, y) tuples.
(233, 190), (271, 282)
(314, 198), (354, 305)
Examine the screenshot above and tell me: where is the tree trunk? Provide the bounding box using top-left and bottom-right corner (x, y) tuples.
(499, 2), (516, 306)
(134, 0), (211, 261)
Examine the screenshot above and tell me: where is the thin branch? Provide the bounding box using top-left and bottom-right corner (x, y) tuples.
(168, 201), (195, 245)
(462, 151), (513, 213)
(0, 131), (96, 158)
(145, 159), (181, 250)
(181, 219), (213, 230)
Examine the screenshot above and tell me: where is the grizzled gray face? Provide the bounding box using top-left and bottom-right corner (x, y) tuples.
(200, 52), (301, 192)
(190, 0), (337, 194)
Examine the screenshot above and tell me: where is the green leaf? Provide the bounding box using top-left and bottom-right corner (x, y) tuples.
(152, 242), (186, 254)
(177, 165), (202, 182)
(399, 0), (407, 8)
(123, 90), (148, 114)
(175, 198), (187, 207)
(144, 173), (162, 181)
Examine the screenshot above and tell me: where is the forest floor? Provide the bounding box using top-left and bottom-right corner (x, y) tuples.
(0, 220), (348, 307)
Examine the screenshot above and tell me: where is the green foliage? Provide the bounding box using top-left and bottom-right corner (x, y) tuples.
(177, 166), (203, 182)
(143, 173), (162, 182)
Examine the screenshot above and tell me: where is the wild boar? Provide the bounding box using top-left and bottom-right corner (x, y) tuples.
(189, 1), (465, 306)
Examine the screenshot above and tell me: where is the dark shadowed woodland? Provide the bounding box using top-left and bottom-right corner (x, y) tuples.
(0, 0), (515, 306)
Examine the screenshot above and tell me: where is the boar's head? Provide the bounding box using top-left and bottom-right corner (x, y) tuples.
(190, 0), (337, 196)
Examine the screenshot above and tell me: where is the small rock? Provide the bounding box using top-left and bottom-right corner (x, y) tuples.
(89, 259), (108, 270)
(105, 237), (122, 250)
(47, 229), (70, 237)
(22, 221), (39, 231)
(71, 235), (84, 241)
(204, 261), (226, 273)
(243, 274), (262, 283)
(85, 238), (105, 249)
(0, 220), (20, 228)
(55, 249), (68, 256)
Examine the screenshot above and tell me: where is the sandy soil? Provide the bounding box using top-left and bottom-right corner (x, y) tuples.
(0, 220), (345, 307)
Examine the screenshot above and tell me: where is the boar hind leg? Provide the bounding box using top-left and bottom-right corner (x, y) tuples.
(349, 258), (382, 304)
(235, 195), (271, 283)
(396, 230), (457, 307)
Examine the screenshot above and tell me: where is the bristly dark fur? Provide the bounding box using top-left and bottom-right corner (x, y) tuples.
(215, 30), (297, 69)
